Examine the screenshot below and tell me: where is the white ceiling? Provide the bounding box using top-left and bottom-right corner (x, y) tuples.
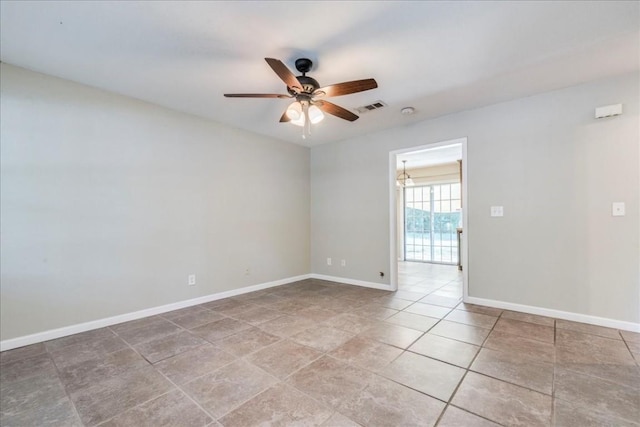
(1, 1), (638, 147)
(397, 144), (462, 170)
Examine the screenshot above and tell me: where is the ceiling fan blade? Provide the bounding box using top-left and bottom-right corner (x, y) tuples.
(316, 101), (359, 122)
(314, 78), (378, 98)
(265, 58), (303, 92)
(224, 93), (291, 99)
(279, 110), (291, 123)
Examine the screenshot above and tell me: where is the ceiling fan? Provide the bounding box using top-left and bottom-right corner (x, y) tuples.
(224, 58), (378, 138)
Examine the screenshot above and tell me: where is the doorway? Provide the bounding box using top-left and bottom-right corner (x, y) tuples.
(389, 138), (468, 299)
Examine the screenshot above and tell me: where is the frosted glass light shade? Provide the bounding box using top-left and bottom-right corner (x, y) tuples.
(286, 102), (302, 120)
(308, 105), (324, 124)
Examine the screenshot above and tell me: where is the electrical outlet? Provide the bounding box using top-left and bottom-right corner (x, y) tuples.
(612, 202), (625, 217)
(341, 259), (346, 267)
(490, 206), (504, 217)
(188, 274), (196, 286)
(327, 258), (332, 266)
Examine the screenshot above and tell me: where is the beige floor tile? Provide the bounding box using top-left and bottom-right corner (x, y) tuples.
(381, 351), (465, 401)
(190, 317), (252, 342)
(556, 329), (629, 354)
(109, 316), (168, 335)
(409, 333), (480, 368)
(58, 348), (149, 393)
(159, 305), (208, 320)
(501, 311), (555, 327)
(246, 339), (322, 379)
(49, 336), (129, 370)
(553, 398), (639, 427)
(46, 328), (117, 351)
(133, 331), (207, 363)
(182, 359), (278, 418)
(287, 356), (373, 409)
(456, 303), (503, 317)
(258, 314), (317, 338)
(70, 366), (173, 426)
(385, 311), (439, 332)
(554, 367), (640, 423)
(215, 302), (263, 318)
(359, 322), (424, 349)
(338, 375), (445, 427)
(492, 318), (554, 343)
(100, 389), (212, 427)
(320, 412), (361, 426)
(211, 327), (281, 357)
(200, 298), (247, 312)
(329, 336), (403, 372)
(391, 290), (428, 302)
(483, 330), (555, 363)
(444, 309), (498, 329)
(1, 397), (82, 427)
(621, 330), (640, 344)
(154, 344), (236, 385)
(0, 353), (58, 386)
(470, 348), (554, 394)
(555, 342), (637, 378)
(290, 326), (355, 353)
(556, 319), (621, 340)
(429, 320), (490, 346)
(372, 295), (414, 310)
(295, 305), (340, 322)
(321, 313), (374, 334)
(405, 302), (452, 318)
(419, 294), (461, 308)
(349, 303), (399, 320)
(0, 343), (47, 365)
(219, 383), (333, 427)
(451, 372), (552, 427)
(437, 406), (501, 427)
(0, 371), (69, 421)
(115, 320), (183, 346)
(165, 309), (226, 329)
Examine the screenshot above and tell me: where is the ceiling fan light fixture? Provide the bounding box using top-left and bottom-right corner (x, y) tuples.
(286, 101), (303, 121)
(308, 105), (325, 124)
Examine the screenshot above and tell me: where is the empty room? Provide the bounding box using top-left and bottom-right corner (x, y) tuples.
(0, 1), (638, 426)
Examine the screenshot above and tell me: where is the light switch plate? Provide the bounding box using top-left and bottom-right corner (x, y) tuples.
(490, 206), (504, 217)
(612, 202), (625, 217)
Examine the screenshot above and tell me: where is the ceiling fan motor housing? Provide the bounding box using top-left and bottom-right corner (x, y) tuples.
(288, 75), (319, 95)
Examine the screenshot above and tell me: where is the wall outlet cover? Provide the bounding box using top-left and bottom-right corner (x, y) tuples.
(490, 206), (504, 217)
(612, 202), (625, 217)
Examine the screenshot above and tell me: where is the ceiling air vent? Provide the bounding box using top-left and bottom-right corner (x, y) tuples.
(354, 100), (387, 114)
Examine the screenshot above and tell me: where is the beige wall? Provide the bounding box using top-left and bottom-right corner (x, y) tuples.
(0, 64), (310, 340)
(311, 72), (639, 324)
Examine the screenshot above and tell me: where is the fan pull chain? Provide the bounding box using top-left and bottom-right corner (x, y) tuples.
(303, 102), (310, 139)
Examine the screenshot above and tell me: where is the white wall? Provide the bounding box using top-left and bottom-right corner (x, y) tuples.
(0, 64), (310, 340)
(311, 72), (639, 324)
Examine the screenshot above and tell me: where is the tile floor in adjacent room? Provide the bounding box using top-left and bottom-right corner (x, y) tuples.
(1, 262), (639, 426)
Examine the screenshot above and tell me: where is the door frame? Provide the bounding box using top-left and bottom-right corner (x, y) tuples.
(388, 137), (469, 299)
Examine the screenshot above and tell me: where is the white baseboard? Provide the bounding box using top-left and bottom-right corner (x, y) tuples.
(0, 274), (312, 352)
(465, 296), (640, 333)
(310, 274), (393, 291)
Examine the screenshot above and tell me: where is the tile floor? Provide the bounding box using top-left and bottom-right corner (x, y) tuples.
(1, 262), (639, 426)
